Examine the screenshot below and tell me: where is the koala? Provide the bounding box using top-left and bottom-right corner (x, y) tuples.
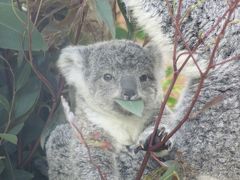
(46, 40), (175, 179)
(46, 0), (240, 179)
(126, 0), (240, 179)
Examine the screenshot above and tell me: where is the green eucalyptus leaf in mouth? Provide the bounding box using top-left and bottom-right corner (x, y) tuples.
(114, 99), (144, 117)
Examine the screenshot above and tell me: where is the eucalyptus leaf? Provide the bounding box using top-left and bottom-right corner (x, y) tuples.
(8, 123), (24, 135)
(0, 2), (48, 51)
(116, 26), (128, 39)
(15, 90), (40, 118)
(0, 94), (10, 112)
(160, 160), (183, 180)
(14, 77), (41, 118)
(167, 97), (177, 108)
(143, 165), (167, 180)
(17, 49), (24, 67)
(0, 159), (5, 174)
(143, 160), (183, 180)
(0, 0), (10, 2)
(0, 133), (17, 144)
(1, 150), (14, 180)
(22, 117), (44, 146)
(117, 0), (134, 39)
(16, 63), (32, 91)
(135, 30), (146, 40)
(90, 0), (115, 38)
(115, 99), (144, 117)
(14, 169), (34, 180)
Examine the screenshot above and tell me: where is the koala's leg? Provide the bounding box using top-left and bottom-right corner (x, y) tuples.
(46, 124), (118, 180)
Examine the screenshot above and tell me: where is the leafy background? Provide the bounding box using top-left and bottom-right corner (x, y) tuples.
(0, 0), (184, 179)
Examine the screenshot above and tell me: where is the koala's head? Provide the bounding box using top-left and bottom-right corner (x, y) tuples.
(58, 40), (163, 119)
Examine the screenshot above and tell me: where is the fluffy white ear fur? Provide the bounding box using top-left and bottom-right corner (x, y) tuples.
(126, 0), (173, 64)
(143, 44), (164, 102)
(57, 46), (89, 97)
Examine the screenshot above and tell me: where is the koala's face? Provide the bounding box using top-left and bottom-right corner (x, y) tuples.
(58, 40), (162, 118)
(83, 41), (163, 117)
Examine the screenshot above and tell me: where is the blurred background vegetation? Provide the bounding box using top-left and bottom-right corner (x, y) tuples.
(0, 0), (184, 179)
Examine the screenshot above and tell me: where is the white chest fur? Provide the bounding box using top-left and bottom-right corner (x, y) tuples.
(82, 107), (146, 146)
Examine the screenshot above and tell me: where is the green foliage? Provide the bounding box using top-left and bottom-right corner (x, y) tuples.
(89, 0), (116, 38)
(14, 77), (41, 118)
(0, 134), (17, 144)
(0, 94), (10, 112)
(117, 0), (134, 39)
(163, 66), (181, 108)
(135, 30), (146, 40)
(116, 26), (128, 39)
(144, 160), (183, 180)
(0, 1), (52, 179)
(160, 161), (182, 180)
(13, 169), (34, 180)
(0, 2), (48, 51)
(0, 0), (118, 179)
(96, 0), (115, 37)
(115, 99), (144, 117)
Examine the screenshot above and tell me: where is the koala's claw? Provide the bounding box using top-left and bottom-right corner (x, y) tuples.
(153, 127), (172, 151)
(134, 127), (172, 153)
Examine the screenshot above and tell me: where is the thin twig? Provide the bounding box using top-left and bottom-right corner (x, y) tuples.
(211, 55), (240, 68)
(150, 152), (168, 168)
(20, 0), (59, 167)
(73, 0), (88, 44)
(33, 0), (43, 27)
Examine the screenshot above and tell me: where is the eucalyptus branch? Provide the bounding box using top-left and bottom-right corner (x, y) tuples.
(72, 0), (88, 45)
(20, 0), (59, 167)
(33, 0), (43, 27)
(211, 55), (240, 68)
(25, 0), (56, 99)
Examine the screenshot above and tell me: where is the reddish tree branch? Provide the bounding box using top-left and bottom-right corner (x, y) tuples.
(211, 55), (240, 68)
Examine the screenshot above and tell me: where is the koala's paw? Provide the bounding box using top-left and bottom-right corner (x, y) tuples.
(135, 127), (172, 154)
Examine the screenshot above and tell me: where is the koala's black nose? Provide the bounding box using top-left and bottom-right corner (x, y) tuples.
(120, 75), (138, 100)
(123, 89), (137, 100)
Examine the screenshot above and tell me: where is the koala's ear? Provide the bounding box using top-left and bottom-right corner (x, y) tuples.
(57, 46), (89, 88)
(144, 43), (165, 101)
(144, 43), (163, 68)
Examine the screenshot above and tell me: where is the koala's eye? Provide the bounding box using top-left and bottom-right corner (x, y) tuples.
(103, 73), (113, 81)
(140, 74), (154, 82)
(139, 74), (148, 82)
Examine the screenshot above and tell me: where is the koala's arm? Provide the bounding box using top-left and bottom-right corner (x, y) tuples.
(46, 124), (118, 180)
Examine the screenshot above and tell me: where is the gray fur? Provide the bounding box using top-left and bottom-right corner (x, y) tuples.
(126, 0), (240, 179)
